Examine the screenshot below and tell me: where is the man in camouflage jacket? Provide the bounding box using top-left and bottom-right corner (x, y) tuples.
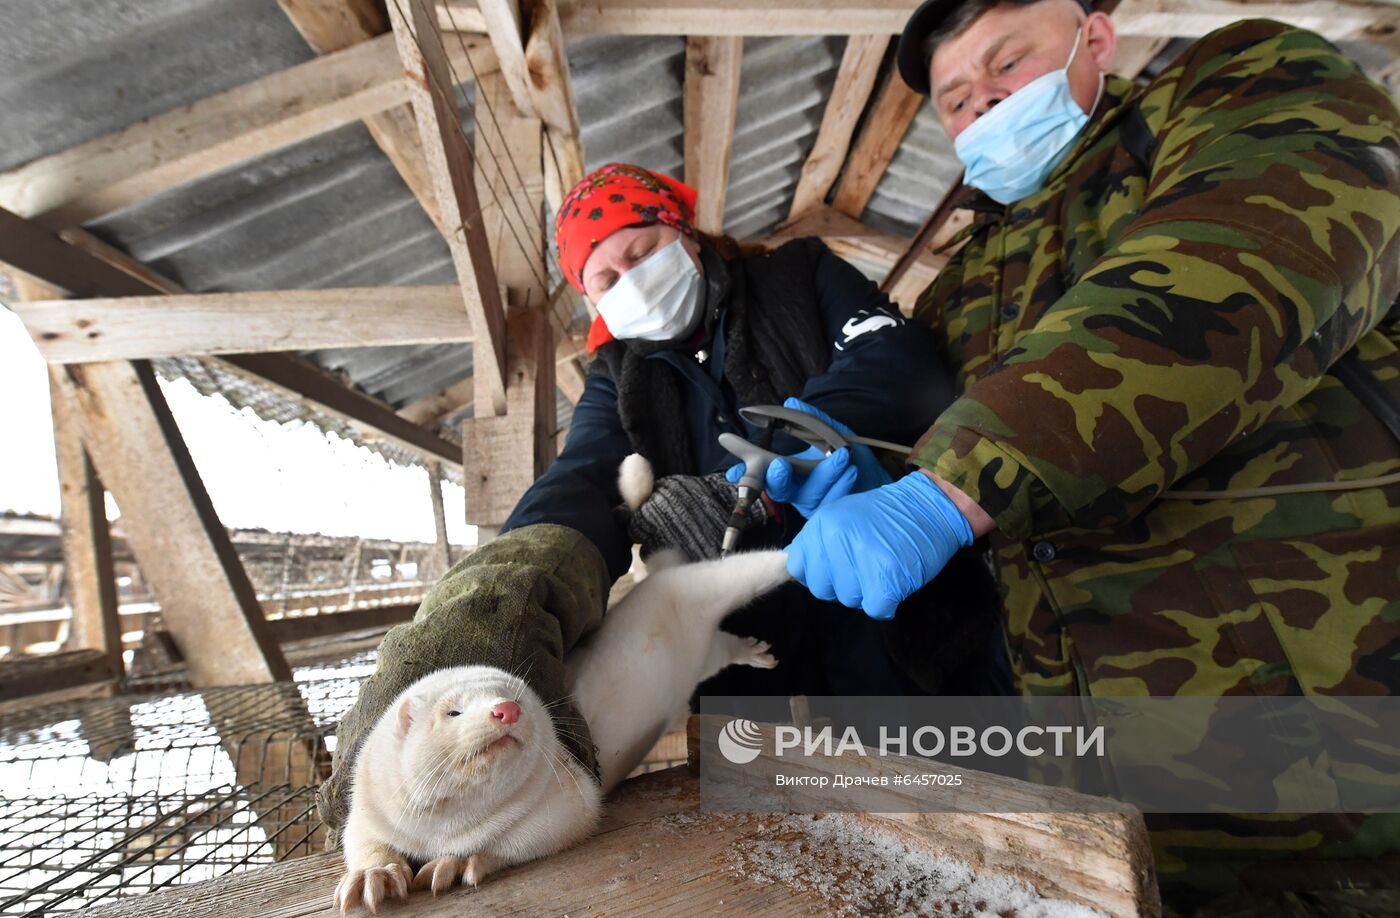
(782, 0), (1400, 908)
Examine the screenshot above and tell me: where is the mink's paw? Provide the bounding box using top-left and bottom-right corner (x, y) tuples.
(335, 861), (411, 914)
(412, 852), (502, 895)
(732, 635), (778, 669)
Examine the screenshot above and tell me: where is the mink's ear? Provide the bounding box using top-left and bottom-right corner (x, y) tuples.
(396, 697), (415, 739)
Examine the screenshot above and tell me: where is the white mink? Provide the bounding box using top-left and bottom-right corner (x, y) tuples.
(335, 457), (791, 913)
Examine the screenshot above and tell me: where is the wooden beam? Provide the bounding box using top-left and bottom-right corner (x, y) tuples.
(0, 35), (495, 229)
(478, 0), (537, 115)
(49, 370), (123, 674)
(398, 376), (473, 425)
(526, 0), (587, 198)
(54, 361), (292, 686)
(276, 1), (501, 237)
(831, 70), (923, 219)
(427, 461), (453, 576)
(689, 716), (1161, 917)
(0, 649), (119, 703)
(787, 35), (889, 221)
(1110, 0), (1400, 49)
(13, 287), (474, 364)
(275, 0), (388, 47)
(219, 353), (464, 465)
(266, 603), (417, 641)
(683, 36), (744, 234)
(462, 72), (559, 525)
(11, 272), (123, 675)
(441, 0), (1400, 50)
(389, 0), (510, 415)
(0, 209), (463, 468)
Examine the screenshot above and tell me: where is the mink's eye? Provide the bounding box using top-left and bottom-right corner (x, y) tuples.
(447, 710), (461, 717)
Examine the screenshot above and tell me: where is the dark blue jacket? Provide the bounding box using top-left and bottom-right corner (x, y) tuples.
(502, 239), (953, 581)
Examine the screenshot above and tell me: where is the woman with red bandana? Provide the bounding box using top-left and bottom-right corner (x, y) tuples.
(318, 165), (1007, 833)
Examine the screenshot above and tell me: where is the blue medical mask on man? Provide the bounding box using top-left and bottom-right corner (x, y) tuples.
(953, 28), (1104, 205)
(595, 237), (705, 342)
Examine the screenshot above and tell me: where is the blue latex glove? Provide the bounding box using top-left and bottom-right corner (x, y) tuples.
(786, 471), (974, 621)
(725, 397), (893, 518)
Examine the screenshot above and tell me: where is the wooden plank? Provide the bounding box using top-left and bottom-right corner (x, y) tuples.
(478, 0), (537, 115)
(80, 760), (1160, 918)
(1111, 0), (1400, 49)
(787, 35), (889, 221)
(689, 715), (1161, 917)
(526, 0), (1400, 46)
(0, 36), (415, 227)
(831, 70), (923, 219)
(53, 361), (292, 686)
(266, 603), (417, 641)
(275, 0), (388, 48)
(397, 376), (473, 425)
(218, 353), (464, 466)
(13, 287), (474, 364)
(13, 271), (124, 674)
(272, 1), (497, 241)
(0, 649), (118, 703)
(525, 0), (587, 197)
(427, 461), (453, 576)
(556, 0), (924, 36)
(463, 73), (558, 522)
(683, 36), (744, 234)
(48, 370), (123, 673)
(0, 205), (463, 470)
(389, 0), (510, 415)
(438, 1), (487, 33)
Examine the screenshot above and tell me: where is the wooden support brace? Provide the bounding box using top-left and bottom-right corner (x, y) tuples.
(787, 35), (890, 221)
(831, 69), (924, 219)
(52, 360), (292, 686)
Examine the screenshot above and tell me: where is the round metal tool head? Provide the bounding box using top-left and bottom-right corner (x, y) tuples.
(737, 404), (850, 454)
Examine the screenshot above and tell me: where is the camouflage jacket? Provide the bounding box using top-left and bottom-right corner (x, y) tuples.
(911, 19), (1400, 701)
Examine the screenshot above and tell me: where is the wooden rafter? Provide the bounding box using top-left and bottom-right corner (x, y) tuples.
(275, 0), (498, 236)
(0, 35), (496, 230)
(831, 70), (923, 219)
(492, 0), (1400, 48)
(0, 207), (463, 468)
(684, 36), (744, 234)
(388, 0), (510, 415)
(787, 35), (889, 221)
(13, 287), (474, 364)
(478, 0), (538, 116)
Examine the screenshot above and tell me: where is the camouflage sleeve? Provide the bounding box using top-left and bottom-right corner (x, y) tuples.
(910, 20), (1400, 541)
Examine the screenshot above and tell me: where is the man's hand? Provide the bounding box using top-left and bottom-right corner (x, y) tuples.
(786, 471), (975, 620)
(726, 397), (893, 518)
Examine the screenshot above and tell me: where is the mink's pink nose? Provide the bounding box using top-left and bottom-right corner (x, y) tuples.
(490, 701), (521, 725)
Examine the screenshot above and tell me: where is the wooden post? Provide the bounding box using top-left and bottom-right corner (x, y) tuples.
(461, 71), (558, 528)
(683, 36), (744, 234)
(49, 370), (122, 675)
(427, 460), (453, 575)
(53, 361), (292, 686)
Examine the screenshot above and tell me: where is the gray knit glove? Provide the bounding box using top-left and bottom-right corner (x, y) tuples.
(624, 472), (771, 562)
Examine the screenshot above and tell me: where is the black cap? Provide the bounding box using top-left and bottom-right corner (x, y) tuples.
(897, 0), (1092, 96)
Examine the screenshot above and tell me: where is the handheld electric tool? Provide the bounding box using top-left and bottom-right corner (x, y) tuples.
(717, 404), (850, 555)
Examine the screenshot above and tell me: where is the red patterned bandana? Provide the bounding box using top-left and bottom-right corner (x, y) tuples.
(554, 163), (698, 296)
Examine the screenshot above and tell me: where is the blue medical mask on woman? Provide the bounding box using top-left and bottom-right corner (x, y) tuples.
(595, 237), (705, 342)
(953, 28), (1103, 205)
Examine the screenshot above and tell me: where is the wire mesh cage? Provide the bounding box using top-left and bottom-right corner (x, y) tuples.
(0, 654), (374, 915)
(0, 649), (690, 915)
